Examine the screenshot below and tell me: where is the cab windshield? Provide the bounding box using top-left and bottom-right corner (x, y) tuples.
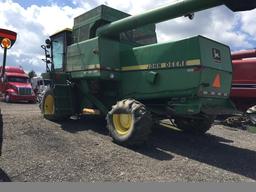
(52, 35), (64, 69)
(7, 76), (29, 83)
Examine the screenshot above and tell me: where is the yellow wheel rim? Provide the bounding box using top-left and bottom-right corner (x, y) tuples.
(44, 95), (54, 115)
(113, 114), (133, 135)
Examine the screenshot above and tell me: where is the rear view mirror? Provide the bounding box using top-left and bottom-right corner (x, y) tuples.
(0, 28), (17, 49)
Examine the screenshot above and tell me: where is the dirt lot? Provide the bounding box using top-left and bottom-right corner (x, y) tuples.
(0, 102), (256, 182)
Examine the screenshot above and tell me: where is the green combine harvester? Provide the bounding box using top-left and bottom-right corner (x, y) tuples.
(41, 0), (256, 146)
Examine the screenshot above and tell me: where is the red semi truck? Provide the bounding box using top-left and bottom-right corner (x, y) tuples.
(0, 28), (36, 103)
(0, 66), (36, 103)
(230, 49), (256, 123)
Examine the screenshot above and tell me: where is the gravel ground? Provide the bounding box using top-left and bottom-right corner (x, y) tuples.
(0, 101), (256, 182)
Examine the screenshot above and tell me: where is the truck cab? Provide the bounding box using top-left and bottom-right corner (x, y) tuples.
(0, 66), (36, 103)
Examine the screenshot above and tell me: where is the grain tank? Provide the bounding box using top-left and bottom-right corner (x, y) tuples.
(41, 0), (256, 146)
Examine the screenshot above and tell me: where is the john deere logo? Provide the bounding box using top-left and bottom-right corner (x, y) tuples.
(212, 48), (221, 61)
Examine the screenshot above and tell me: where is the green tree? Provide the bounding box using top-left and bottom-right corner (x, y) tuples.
(28, 70), (37, 79)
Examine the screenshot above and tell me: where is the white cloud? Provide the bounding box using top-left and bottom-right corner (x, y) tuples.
(25, 5), (85, 35)
(0, 0), (256, 74)
(71, 0), (256, 51)
(156, 5), (254, 50)
(240, 9), (256, 38)
(0, 0), (85, 74)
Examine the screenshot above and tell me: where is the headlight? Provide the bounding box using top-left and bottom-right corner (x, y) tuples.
(10, 91), (17, 96)
(10, 86), (18, 95)
(11, 85), (17, 91)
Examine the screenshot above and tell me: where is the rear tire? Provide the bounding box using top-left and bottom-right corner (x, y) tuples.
(174, 115), (214, 134)
(106, 99), (152, 146)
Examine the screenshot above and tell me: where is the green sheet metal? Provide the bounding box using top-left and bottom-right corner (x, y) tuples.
(43, 0), (256, 116)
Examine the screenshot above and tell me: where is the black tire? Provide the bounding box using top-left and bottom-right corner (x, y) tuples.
(4, 94), (11, 103)
(41, 88), (68, 121)
(174, 115), (215, 134)
(106, 99), (152, 146)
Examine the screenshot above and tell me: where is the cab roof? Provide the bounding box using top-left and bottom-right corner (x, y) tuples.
(0, 66), (25, 74)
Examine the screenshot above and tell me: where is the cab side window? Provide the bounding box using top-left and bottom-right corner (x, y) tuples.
(52, 35), (64, 70)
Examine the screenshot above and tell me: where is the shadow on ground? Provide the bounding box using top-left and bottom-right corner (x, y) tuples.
(60, 116), (108, 135)
(0, 106), (11, 182)
(0, 168), (11, 182)
(59, 117), (256, 180)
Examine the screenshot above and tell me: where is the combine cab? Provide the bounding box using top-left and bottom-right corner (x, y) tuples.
(40, 0), (256, 146)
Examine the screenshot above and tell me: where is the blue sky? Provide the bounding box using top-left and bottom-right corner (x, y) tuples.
(15, 0), (75, 8)
(0, 0), (256, 75)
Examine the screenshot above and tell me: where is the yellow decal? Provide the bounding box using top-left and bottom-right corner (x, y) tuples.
(121, 64), (149, 71)
(68, 59), (201, 72)
(86, 64), (100, 69)
(186, 59), (201, 66)
(121, 59), (201, 72)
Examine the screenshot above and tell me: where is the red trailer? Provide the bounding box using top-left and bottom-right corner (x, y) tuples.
(230, 50), (256, 123)
(232, 49), (256, 60)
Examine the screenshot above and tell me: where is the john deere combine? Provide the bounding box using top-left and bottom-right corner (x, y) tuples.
(41, 0), (256, 146)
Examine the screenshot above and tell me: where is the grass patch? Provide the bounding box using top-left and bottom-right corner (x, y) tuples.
(247, 125), (256, 133)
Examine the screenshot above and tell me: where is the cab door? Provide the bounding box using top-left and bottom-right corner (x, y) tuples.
(50, 29), (72, 72)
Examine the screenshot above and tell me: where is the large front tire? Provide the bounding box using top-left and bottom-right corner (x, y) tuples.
(107, 99), (152, 146)
(41, 88), (67, 121)
(175, 115), (214, 134)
